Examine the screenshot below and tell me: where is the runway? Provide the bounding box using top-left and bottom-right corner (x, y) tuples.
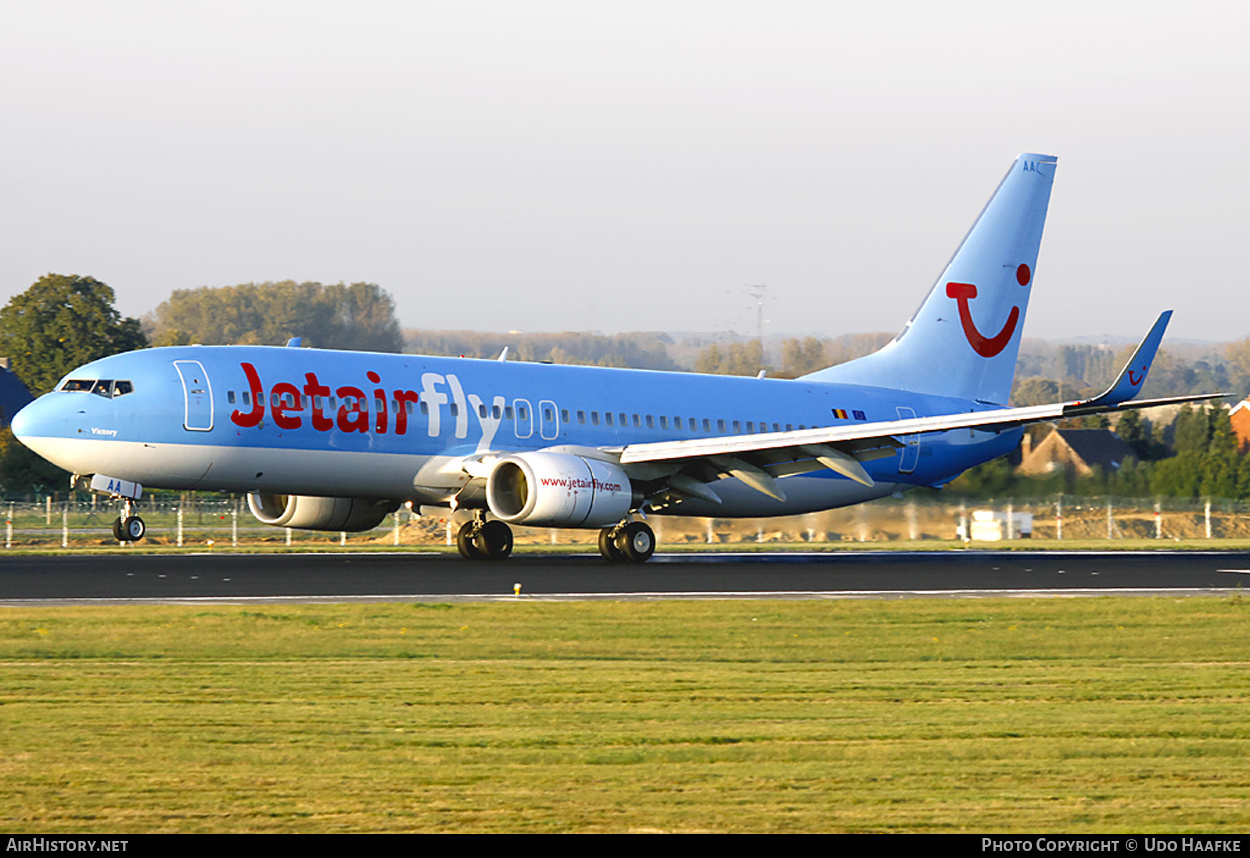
(2, 549), (1248, 604)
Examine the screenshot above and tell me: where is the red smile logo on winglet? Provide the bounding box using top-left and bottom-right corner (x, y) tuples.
(946, 278), (1022, 359)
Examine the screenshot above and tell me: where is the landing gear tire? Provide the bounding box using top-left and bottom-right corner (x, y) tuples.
(475, 520), (513, 560)
(456, 522), (483, 560)
(112, 517), (126, 542)
(598, 527), (626, 562)
(121, 516), (145, 542)
(617, 521), (655, 563)
(456, 520), (513, 560)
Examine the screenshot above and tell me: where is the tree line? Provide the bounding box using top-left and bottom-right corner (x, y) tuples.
(148, 281), (404, 353)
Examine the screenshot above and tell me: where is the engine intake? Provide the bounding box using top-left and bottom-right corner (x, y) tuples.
(486, 452), (633, 527)
(247, 493), (400, 532)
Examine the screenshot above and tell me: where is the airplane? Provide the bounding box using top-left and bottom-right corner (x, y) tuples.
(10, 153), (1221, 562)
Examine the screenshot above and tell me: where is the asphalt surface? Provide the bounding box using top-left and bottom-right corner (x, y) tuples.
(2, 549), (1248, 603)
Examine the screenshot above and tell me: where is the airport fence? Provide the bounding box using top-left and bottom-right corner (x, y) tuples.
(5, 493), (1250, 549)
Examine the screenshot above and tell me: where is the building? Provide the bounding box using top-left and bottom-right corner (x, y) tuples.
(0, 358), (34, 428)
(1016, 427), (1137, 478)
(1231, 400), (1250, 454)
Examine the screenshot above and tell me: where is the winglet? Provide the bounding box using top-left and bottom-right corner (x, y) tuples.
(1076, 311), (1172, 409)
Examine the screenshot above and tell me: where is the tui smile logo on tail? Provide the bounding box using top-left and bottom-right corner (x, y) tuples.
(945, 264), (1030, 358)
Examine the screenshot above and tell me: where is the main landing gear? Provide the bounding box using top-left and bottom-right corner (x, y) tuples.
(112, 498), (145, 543)
(456, 514), (513, 560)
(598, 520), (655, 564)
(450, 512), (656, 563)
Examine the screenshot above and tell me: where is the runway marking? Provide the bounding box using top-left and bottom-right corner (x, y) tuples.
(1, 587), (1243, 607)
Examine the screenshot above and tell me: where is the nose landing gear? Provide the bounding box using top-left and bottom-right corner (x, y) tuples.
(112, 500), (146, 543)
(78, 474), (146, 543)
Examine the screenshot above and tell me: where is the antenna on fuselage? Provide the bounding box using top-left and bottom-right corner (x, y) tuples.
(285, 337), (302, 348)
(498, 347), (509, 362)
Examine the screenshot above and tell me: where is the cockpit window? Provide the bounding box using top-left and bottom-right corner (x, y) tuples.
(59, 379), (133, 397)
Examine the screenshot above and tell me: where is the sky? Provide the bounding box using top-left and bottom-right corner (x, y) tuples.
(3, 1), (1248, 344)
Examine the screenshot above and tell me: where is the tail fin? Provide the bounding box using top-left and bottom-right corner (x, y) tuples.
(803, 153), (1057, 404)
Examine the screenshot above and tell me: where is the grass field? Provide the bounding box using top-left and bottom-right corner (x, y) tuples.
(2, 598), (1249, 833)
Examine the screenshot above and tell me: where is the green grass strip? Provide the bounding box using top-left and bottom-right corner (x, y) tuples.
(1, 597), (1249, 833)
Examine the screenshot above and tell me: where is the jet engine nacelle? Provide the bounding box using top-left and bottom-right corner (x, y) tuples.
(247, 493), (400, 532)
(486, 452), (633, 528)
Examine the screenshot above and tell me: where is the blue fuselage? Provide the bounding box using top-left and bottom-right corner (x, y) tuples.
(13, 345), (1021, 517)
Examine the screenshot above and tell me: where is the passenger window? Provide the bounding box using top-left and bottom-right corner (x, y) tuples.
(505, 406), (514, 419)
(702, 419), (711, 432)
(660, 416), (668, 429)
(577, 410), (586, 424)
(646, 415), (654, 428)
(228, 391), (236, 405)
(605, 412), (614, 426)
(561, 409), (570, 422)
(732, 420), (741, 433)
(591, 412), (600, 426)
(717, 419), (726, 432)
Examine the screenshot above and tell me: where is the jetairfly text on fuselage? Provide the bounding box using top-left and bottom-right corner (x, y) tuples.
(229, 362), (509, 447)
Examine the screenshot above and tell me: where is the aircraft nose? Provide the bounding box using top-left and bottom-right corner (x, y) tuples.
(10, 396), (62, 445)
(10, 398), (38, 441)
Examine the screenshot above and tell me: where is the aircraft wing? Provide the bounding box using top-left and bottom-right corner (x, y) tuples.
(613, 312), (1222, 501)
